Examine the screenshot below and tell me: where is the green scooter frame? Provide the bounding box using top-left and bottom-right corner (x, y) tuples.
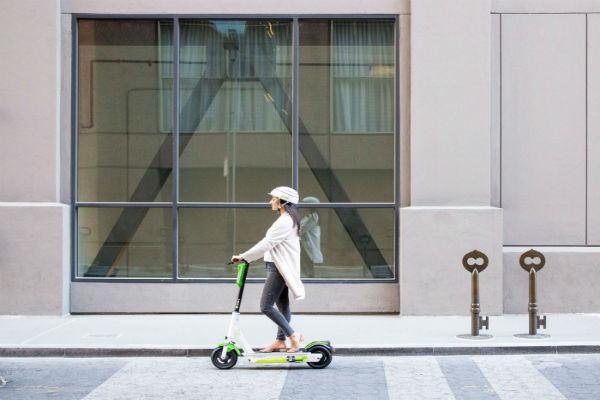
(210, 260), (334, 369)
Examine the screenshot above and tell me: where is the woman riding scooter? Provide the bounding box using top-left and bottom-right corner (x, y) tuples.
(231, 186), (305, 353)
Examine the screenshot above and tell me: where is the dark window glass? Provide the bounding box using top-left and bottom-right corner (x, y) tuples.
(176, 20), (293, 202)
(178, 207), (394, 279)
(299, 207), (395, 279)
(77, 207), (172, 278)
(78, 20), (174, 202)
(179, 208), (269, 278)
(75, 18), (397, 282)
(298, 20), (395, 203)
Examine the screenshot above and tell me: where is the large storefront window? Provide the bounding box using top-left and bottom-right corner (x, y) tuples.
(178, 207), (394, 279)
(78, 20), (174, 203)
(176, 20), (293, 203)
(299, 20), (395, 203)
(75, 17), (397, 281)
(78, 207), (173, 278)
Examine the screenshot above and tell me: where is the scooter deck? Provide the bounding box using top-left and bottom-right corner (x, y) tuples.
(245, 351), (322, 363)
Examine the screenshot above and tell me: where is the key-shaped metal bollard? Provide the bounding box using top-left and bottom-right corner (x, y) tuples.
(459, 250), (491, 338)
(515, 249), (549, 338)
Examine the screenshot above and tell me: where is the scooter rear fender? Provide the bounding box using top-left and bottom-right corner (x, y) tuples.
(304, 340), (334, 352)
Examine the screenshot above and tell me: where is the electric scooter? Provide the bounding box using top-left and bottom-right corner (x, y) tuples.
(210, 259), (334, 369)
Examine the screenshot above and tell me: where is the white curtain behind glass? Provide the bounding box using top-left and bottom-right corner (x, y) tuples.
(333, 21), (395, 134)
(157, 22), (173, 133)
(159, 21), (292, 133)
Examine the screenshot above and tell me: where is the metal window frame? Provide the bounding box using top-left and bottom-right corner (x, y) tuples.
(173, 17), (181, 280)
(71, 14), (401, 284)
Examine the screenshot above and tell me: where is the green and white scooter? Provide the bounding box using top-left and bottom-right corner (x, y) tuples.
(211, 259), (334, 369)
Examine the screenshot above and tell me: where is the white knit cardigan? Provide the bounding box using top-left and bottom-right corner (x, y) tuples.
(241, 213), (305, 300)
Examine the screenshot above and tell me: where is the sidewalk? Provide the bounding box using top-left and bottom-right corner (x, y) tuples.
(0, 314), (599, 357)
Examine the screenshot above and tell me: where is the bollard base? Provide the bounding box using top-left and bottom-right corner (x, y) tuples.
(456, 334), (493, 340)
(514, 333), (550, 339)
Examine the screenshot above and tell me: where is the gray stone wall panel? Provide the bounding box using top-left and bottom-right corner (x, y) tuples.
(503, 248), (600, 313)
(0, 205), (69, 315)
(0, 0), (59, 202)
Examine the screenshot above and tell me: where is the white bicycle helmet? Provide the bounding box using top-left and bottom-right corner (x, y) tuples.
(302, 196), (320, 204)
(268, 186), (299, 204)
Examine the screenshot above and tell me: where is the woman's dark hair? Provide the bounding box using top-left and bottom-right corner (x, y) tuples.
(281, 201), (301, 236)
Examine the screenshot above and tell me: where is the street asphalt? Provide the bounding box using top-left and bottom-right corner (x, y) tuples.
(1, 354), (600, 399)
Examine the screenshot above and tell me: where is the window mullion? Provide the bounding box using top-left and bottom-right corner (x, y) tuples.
(293, 17), (300, 191)
(173, 17), (180, 280)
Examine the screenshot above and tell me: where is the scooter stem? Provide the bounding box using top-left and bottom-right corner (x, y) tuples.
(234, 260), (249, 312)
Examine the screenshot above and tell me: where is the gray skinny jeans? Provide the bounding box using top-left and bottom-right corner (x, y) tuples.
(261, 262), (294, 340)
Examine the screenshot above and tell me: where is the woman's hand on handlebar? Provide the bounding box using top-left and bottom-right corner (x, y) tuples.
(231, 255), (243, 264)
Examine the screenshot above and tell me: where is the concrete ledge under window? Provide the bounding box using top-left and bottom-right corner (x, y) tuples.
(70, 281), (399, 313)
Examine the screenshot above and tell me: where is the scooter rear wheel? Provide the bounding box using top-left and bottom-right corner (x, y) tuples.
(307, 346), (332, 369)
(211, 347), (238, 369)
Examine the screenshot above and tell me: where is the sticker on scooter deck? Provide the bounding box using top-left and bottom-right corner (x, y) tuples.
(248, 352), (320, 364)
(254, 355), (308, 363)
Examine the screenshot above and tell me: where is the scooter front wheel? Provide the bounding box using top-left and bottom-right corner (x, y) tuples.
(211, 347), (238, 369)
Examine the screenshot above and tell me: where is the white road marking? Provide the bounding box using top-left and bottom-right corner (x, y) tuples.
(384, 357), (455, 400)
(473, 356), (566, 400)
(83, 358), (289, 400)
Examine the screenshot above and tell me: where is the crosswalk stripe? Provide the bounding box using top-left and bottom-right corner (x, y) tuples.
(473, 355), (566, 400)
(384, 357), (455, 400)
(83, 358), (289, 400)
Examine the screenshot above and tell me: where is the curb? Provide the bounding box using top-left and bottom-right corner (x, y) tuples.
(337, 345), (600, 356)
(1, 345), (599, 358)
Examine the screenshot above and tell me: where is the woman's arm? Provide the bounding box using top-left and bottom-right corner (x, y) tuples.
(238, 217), (292, 263)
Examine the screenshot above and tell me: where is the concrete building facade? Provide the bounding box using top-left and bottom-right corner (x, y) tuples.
(1, 0), (599, 315)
